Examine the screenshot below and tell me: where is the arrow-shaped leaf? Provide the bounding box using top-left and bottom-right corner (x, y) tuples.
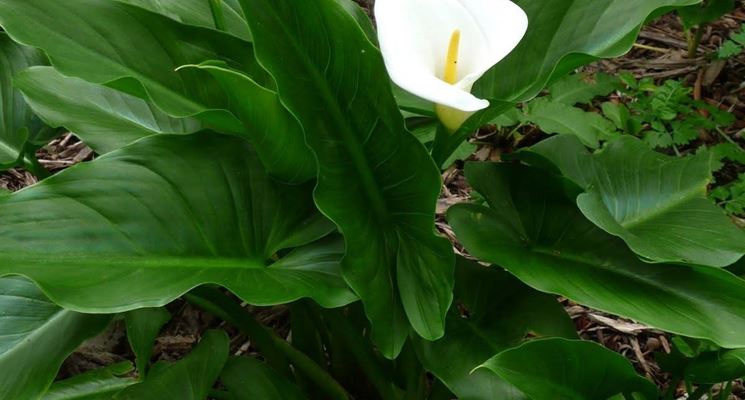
(0, 133), (354, 313)
(237, 0), (455, 356)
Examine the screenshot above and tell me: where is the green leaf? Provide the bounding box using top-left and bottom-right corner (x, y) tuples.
(125, 307), (171, 378)
(530, 135), (745, 267)
(442, 141), (477, 169)
(479, 338), (658, 400)
(42, 362), (137, 400)
(221, 357), (307, 400)
(549, 72), (620, 106)
(719, 40), (743, 58)
(238, 0), (454, 356)
(489, 108), (523, 128)
(181, 62), (315, 184)
(523, 98), (617, 148)
(0, 0), (261, 133)
(114, 0), (251, 41)
(0, 276), (112, 400)
(394, 85), (436, 117)
(602, 102), (632, 132)
(115, 330), (229, 400)
(0, 32), (46, 169)
(433, 0), (699, 166)
(675, 348), (745, 384)
(414, 258), (576, 400)
(16, 67), (201, 155)
(477, 0), (699, 102)
(0, 133), (355, 313)
(448, 162), (745, 348)
(431, 101), (513, 167)
(678, 0), (735, 30)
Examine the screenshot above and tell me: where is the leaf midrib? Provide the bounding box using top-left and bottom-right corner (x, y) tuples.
(250, 0), (391, 223)
(1, 1), (216, 117)
(0, 306), (66, 359)
(603, 183), (706, 230)
(0, 254), (265, 269)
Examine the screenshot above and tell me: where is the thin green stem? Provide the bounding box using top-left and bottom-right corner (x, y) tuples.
(685, 380), (694, 396)
(669, 132), (681, 156)
(323, 310), (403, 400)
(716, 127), (744, 149)
(663, 377), (681, 400)
(687, 26), (705, 59)
(208, 0), (226, 31)
(22, 152), (50, 180)
(505, 122), (525, 140)
(398, 343), (426, 400)
(185, 287), (290, 376)
(185, 288), (349, 400)
(688, 384), (714, 400)
(720, 381), (733, 400)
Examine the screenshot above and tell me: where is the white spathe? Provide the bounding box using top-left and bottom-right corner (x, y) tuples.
(375, 0), (528, 117)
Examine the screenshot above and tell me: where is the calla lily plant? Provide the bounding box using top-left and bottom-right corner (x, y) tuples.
(375, 0), (528, 131)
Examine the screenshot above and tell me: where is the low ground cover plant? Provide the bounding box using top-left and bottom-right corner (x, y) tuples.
(0, 0), (744, 399)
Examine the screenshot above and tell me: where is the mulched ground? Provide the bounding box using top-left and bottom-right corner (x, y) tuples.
(2, 3), (744, 399)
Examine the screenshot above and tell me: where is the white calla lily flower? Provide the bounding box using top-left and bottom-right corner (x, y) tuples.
(375, 0), (528, 131)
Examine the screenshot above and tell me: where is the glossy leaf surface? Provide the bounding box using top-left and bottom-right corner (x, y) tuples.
(115, 0), (251, 40)
(42, 362), (137, 400)
(125, 307), (171, 377)
(529, 135), (745, 267)
(0, 277), (111, 400)
(115, 330), (228, 400)
(432, 0), (699, 166)
(0, 133), (354, 313)
(448, 162), (745, 348)
(0, 0), (259, 132)
(238, 0), (454, 356)
(221, 357), (306, 400)
(480, 339), (658, 400)
(679, 349), (745, 384)
(16, 67), (201, 154)
(414, 258), (576, 400)
(523, 98), (616, 148)
(184, 62), (315, 183)
(0, 32), (45, 168)
(476, 0), (699, 101)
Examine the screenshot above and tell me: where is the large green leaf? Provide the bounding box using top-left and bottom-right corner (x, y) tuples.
(414, 258), (576, 400)
(480, 338), (658, 400)
(659, 347), (745, 384)
(0, 132), (354, 312)
(528, 135), (745, 267)
(115, 330), (229, 400)
(678, 0), (735, 30)
(522, 98), (617, 149)
(548, 72), (621, 106)
(237, 0), (454, 356)
(432, 0), (699, 166)
(0, 276), (111, 400)
(477, 0), (699, 101)
(0, 32), (45, 168)
(16, 66), (201, 154)
(125, 307), (171, 378)
(182, 62), (315, 184)
(448, 162), (745, 348)
(687, 349), (745, 383)
(114, 0), (251, 41)
(220, 357), (307, 400)
(0, 0), (261, 133)
(42, 362), (138, 400)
